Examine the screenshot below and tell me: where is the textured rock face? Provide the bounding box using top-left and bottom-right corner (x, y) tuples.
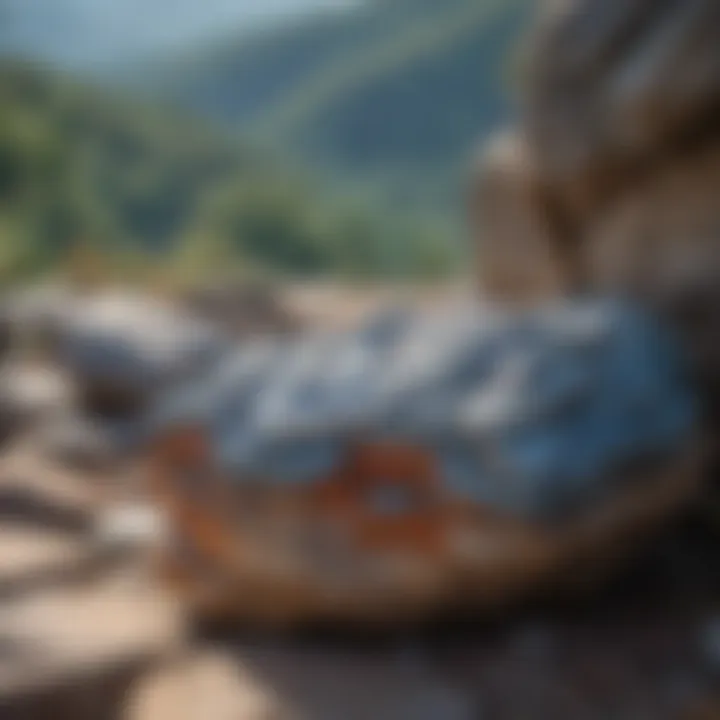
(474, 0), (720, 422)
(585, 141), (720, 414)
(470, 133), (571, 303)
(154, 301), (695, 522)
(524, 0), (720, 218)
(149, 302), (701, 624)
(56, 292), (226, 418)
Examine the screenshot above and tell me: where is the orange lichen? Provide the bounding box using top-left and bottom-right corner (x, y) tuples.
(150, 427), (237, 566)
(310, 442), (451, 558)
(151, 426), (211, 470)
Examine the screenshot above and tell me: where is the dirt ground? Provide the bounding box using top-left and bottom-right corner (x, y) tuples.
(280, 281), (477, 330)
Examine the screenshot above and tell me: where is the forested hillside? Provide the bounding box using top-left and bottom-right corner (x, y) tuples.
(0, 1), (528, 281)
(138, 0), (463, 126)
(0, 61), (458, 282)
(134, 0), (534, 198)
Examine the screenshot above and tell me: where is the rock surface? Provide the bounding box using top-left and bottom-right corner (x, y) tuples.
(155, 300), (695, 522)
(474, 0), (720, 426)
(2, 284), (75, 354)
(182, 281), (299, 339)
(0, 437), (180, 720)
(524, 0), (720, 218)
(56, 291), (226, 418)
(470, 132), (571, 303)
(0, 363), (75, 448)
(0, 407), (714, 720)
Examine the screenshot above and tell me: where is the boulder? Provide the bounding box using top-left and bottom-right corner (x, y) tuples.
(56, 291), (227, 419)
(146, 301), (701, 624)
(470, 131), (575, 303)
(0, 579), (179, 720)
(0, 363), (75, 447)
(156, 301), (695, 519)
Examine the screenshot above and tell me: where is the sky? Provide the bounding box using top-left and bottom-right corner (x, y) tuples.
(0, 0), (358, 67)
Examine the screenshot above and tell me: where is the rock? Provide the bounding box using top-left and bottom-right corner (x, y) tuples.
(125, 651), (283, 720)
(2, 285), (230, 424)
(0, 363), (75, 447)
(0, 578), (180, 720)
(127, 646), (479, 720)
(182, 280), (299, 338)
(38, 413), (120, 474)
(524, 0), (720, 217)
(56, 291), (227, 419)
(2, 283), (76, 358)
(584, 140), (720, 418)
(474, 0), (720, 426)
(155, 301), (695, 520)
(0, 398), (25, 449)
(470, 132), (572, 304)
(0, 363), (75, 419)
(0, 432), (180, 720)
(94, 503), (169, 551)
(146, 301), (701, 624)
(700, 618), (720, 674)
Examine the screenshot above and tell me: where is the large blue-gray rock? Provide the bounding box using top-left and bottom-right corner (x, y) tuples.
(154, 300), (696, 522)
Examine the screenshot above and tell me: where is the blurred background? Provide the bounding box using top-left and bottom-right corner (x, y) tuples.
(0, 1), (719, 719)
(0, 0), (530, 286)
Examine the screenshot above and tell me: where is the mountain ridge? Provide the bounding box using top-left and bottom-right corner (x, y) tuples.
(130, 0), (534, 202)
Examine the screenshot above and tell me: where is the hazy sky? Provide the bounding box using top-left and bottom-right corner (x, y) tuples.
(0, 0), (358, 66)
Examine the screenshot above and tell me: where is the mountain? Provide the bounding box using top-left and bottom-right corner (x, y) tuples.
(0, 60), (457, 282)
(136, 0), (447, 129)
(1, 0), (535, 205)
(133, 0), (534, 202)
(0, 0), (357, 68)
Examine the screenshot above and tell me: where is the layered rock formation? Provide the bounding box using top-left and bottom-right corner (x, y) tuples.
(470, 132), (572, 304)
(154, 300), (695, 521)
(473, 0), (720, 422)
(147, 300), (702, 624)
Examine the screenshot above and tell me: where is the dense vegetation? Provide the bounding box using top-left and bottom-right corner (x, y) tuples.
(0, 60), (460, 283)
(0, 0), (531, 282)
(131, 0), (533, 202)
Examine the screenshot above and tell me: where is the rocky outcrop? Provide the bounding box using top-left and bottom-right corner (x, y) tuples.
(474, 0), (720, 422)
(55, 291), (227, 419)
(154, 301), (695, 521)
(470, 132), (571, 304)
(148, 301), (701, 624)
(585, 140), (720, 415)
(524, 0), (720, 221)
